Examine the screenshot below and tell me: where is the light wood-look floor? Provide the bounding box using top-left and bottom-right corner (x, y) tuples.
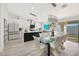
(0, 39), (79, 56)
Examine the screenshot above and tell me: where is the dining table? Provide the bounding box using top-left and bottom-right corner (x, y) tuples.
(40, 35), (58, 56)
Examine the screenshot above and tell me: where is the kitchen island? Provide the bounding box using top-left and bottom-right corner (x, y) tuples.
(24, 31), (41, 42)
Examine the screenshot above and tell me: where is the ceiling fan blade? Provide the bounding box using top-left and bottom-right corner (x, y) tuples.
(51, 3), (56, 7)
(30, 13), (36, 16)
(62, 4), (67, 8)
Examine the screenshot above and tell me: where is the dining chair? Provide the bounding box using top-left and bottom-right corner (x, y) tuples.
(50, 34), (67, 56)
(57, 34), (67, 50)
(33, 36), (47, 56)
(60, 34), (67, 49)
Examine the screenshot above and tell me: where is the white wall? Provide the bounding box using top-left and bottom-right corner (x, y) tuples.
(0, 3), (8, 52)
(7, 12), (30, 31)
(0, 3), (2, 52)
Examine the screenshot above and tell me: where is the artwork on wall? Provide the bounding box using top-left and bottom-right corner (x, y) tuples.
(42, 23), (49, 30)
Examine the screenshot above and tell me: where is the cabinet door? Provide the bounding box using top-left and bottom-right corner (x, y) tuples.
(9, 23), (15, 32)
(14, 23), (19, 31)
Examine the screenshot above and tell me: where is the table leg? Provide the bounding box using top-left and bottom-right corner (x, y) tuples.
(47, 43), (50, 56)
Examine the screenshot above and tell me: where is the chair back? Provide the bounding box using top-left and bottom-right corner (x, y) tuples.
(54, 35), (62, 46)
(33, 36), (40, 49)
(54, 34), (67, 48)
(61, 35), (67, 43)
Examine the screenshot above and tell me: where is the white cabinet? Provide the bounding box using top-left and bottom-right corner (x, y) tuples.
(4, 19), (8, 44)
(8, 23), (20, 40)
(8, 23), (15, 32)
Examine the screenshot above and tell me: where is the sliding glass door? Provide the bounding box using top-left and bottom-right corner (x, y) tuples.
(66, 23), (79, 43)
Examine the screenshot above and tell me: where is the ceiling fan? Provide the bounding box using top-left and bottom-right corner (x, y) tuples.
(30, 13), (37, 17)
(51, 3), (56, 7)
(51, 3), (67, 8)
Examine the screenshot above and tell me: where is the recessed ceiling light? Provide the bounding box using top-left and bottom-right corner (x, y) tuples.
(31, 7), (34, 10)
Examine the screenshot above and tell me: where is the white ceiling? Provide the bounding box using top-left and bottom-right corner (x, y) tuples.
(7, 3), (79, 21)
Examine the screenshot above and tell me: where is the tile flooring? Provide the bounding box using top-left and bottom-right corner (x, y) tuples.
(0, 39), (79, 56)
